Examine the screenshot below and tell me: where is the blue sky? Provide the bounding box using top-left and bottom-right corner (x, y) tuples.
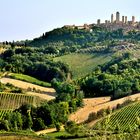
(0, 0), (140, 41)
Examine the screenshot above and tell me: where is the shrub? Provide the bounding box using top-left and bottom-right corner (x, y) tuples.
(55, 122), (61, 132)
(86, 112), (97, 122)
(65, 121), (79, 135)
(33, 118), (46, 131)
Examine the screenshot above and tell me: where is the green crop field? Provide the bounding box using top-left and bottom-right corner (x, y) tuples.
(54, 53), (112, 79)
(93, 101), (140, 132)
(0, 92), (41, 120)
(9, 73), (51, 87)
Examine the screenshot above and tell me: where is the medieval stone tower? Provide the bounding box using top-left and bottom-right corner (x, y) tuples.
(116, 12), (120, 23)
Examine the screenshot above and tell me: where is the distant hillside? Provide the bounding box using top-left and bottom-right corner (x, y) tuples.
(28, 26), (140, 49)
(1, 26), (140, 83)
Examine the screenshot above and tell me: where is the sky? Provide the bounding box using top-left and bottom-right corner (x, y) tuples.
(0, 0), (140, 41)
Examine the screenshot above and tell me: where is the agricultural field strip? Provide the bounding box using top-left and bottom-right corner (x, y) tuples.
(87, 101), (139, 127)
(111, 103), (140, 128)
(115, 104), (139, 128)
(8, 73), (51, 87)
(93, 102), (140, 131)
(0, 77), (55, 94)
(70, 93), (140, 124)
(0, 110), (13, 120)
(0, 92), (35, 109)
(111, 105), (138, 126)
(0, 92), (36, 120)
(26, 91), (55, 100)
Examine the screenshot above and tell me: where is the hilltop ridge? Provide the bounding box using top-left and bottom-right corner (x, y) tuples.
(64, 11), (140, 31)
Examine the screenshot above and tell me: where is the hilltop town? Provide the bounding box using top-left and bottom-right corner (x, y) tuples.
(64, 12), (140, 31)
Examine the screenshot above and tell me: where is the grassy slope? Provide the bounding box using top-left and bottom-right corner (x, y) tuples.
(54, 53), (112, 79)
(9, 73), (51, 87)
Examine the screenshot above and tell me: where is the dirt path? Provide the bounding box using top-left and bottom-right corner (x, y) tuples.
(69, 93), (140, 124)
(35, 128), (57, 135)
(0, 77), (55, 100)
(35, 126), (64, 135)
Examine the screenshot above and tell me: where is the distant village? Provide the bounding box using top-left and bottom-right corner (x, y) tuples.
(64, 12), (140, 31)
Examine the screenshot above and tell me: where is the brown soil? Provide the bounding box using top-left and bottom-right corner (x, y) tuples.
(69, 97), (111, 123)
(0, 77), (55, 101)
(26, 92), (55, 100)
(69, 93), (140, 124)
(35, 128), (57, 135)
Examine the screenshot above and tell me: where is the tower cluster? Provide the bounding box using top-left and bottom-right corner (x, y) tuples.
(109, 12), (135, 24)
(64, 12), (139, 31)
(97, 12), (136, 25)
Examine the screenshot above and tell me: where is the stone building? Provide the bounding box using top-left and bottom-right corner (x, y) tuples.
(111, 14), (114, 23)
(116, 12), (120, 23)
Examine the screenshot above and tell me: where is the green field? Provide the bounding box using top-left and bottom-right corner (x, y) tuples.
(54, 53), (112, 79)
(93, 101), (140, 132)
(9, 73), (51, 87)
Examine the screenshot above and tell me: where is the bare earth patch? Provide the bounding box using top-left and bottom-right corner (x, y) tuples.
(35, 126), (64, 135)
(26, 92), (55, 100)
(69, 97), (111, 123)
(69, 93), (140, 124)
(0, 77), (55, 100)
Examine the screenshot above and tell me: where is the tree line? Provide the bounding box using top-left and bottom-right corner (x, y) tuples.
(79, 56), (140, 99)
(0, 81), (83, 132)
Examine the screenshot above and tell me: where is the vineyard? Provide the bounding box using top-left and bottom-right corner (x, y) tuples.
(54, 53), (111, 79)
(93, 101), (140, 132)
(0, 92), (41, 120)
